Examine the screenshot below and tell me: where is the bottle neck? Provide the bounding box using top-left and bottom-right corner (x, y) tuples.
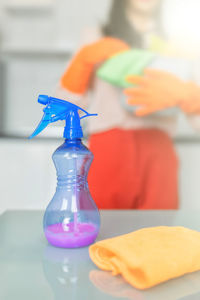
(64, 138), (82, 144)
(63, 111), (83, 139)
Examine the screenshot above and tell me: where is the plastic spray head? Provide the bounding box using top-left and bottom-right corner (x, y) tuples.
(29, 95), (97, 139)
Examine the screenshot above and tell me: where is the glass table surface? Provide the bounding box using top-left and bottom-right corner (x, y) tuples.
(1, 210), (200, 300)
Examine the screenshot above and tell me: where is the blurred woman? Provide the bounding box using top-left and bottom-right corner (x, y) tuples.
(58, 0), (179, 209)
(102, 0), (164, 47)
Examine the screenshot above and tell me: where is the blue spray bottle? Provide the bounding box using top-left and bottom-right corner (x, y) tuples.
(30, 95), (100, 248)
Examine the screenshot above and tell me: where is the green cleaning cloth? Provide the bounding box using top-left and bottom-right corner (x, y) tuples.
(97, 49), (155, 88)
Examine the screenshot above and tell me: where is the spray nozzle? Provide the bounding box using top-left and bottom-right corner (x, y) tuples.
(29, 95), (97, 139)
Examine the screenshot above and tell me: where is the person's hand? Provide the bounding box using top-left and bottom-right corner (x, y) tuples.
(124, 69), (195, 116)
(61, 38), (129, 94)
(179, 82), (200, 114)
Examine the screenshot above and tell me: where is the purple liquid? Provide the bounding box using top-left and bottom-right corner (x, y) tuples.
(44, 222), (98, 248)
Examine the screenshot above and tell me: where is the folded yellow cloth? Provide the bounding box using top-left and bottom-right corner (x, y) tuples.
(89, 226), (200, 290)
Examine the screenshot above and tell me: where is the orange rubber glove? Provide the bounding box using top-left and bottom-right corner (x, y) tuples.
(180, 82), (200, 114)
(61, 38), (130, 94)
(89, 226), (200, 290)
(124, 69), (200, 116)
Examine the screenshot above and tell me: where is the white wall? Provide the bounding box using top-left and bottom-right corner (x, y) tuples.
(0, 139), (59, 213)
(177, 143), (200, 210)
(0, 0), (111, 50)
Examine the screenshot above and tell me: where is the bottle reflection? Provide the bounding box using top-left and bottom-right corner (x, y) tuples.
(43, 246), (91, 300)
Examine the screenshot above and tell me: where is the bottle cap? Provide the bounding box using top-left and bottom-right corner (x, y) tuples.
(29, 95), (97, 139)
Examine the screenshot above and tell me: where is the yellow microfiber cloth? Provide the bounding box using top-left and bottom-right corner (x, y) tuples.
(89, 226), (200, 290)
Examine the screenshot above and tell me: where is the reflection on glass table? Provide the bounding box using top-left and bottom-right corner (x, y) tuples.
(43, 246), (93, 299)
(90, 269), (200, 300)
(2, 210), (200, 300)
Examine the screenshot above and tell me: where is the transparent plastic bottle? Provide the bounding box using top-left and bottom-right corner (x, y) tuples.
(43, 139), (100, 248)
(30, 95), (100, 248)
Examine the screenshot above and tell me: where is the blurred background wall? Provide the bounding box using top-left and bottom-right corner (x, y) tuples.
(0, 0), (200, 212)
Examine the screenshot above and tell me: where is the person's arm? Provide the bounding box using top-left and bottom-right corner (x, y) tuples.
(54, 35), (129, 112)
(60, 37), (130, 95)
(54, 27), (103, 108)
(124, 69), (200, 117)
